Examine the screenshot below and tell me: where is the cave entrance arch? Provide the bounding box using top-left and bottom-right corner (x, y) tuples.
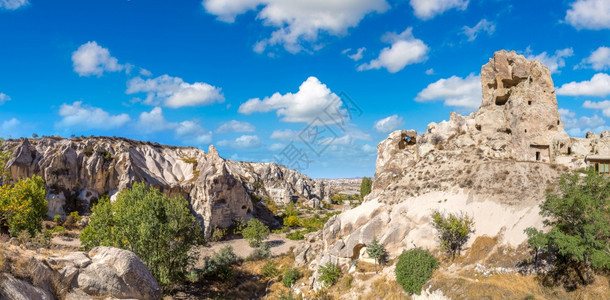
(352, 243), (366, 260)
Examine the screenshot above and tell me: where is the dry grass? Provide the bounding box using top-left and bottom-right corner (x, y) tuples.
(457, 235), (498, 265)
(430, 273), (610, 300)
(361, 277), (408, 300)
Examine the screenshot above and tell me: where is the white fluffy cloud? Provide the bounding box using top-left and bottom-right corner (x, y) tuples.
(580, 46), (610, 70)
(374, 115), (404, 133)
(0, 93), (10, 105)
(238, 76), (346, 124)
(583, 100), (610, 117)
(358, 27), (428, 73)
(136, 107), (178, 133)
(565, 0), (610, 30)
(175, 120), (213, 145)
(343, 47), (366, 61)
(203, 0), (390, 53)
(556, 73), (610, 96)
(416, 73), (481, 109)
(127, 74), (224, 108)
(218, 135), (263, 149)
(525, 47), (574, 73)
(1, 118), (19, 132)
(559, 108), (608, 136)
(0, 0), (28, 10)
(56, 101), (130, 130)
(410, 0), (469, 20)
(270, 129), (298, 141)
(72, 41), (124, 77)
(462, 19), (495, 41)
(216, 120), (255, 134)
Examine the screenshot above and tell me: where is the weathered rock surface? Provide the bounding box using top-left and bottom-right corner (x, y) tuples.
(1, 137), (330, 236)
(294, 50), (610, 288)
(0, 245), (159, 299)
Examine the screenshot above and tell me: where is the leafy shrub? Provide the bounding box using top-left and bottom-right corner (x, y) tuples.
(264, 198), (279, 215)
(318, 262), (341, 287)
(431, 210), (474, 260)
(284, 202), (299, 217)
(242, 218), (269, 248)
(0, 176), (47, 236)
(282, 268), (301, 287)
(202, 246), (238, 281)
(283, 215), (300, 227)
(51, 225), (66, 234)
(262, 260), (280, 278)
(248, 242), (271, 260)
(395, 248), (438, 295)
(53, 214), (61, 224)
(64, 211), (81, 229)
(211, 227), (227, 242)
(286, 230), (305, 240)
(80, 183), (204, 285)
(231, 218), (247, 235)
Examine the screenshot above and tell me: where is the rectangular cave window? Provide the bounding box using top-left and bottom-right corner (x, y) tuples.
(536, 151), (541, 161)
(557, 120), (560, 125)
(528, 101), (532, 105)
(567, 147), (572, 155)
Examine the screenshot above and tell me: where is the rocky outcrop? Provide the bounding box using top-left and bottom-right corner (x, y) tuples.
(1, 137), (330, 237)
(294, 50), (610, 288)
(0, 245), (160, 299)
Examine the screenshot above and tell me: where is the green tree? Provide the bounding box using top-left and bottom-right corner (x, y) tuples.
(318, 262), (341, 287)
(524, 227), (549, 267)
(282, 268), (301, 287)
(80, 183), (204, 285)
(242, 218), (270, 248)
(366, 237), (386, 273)
(526, 170), (610, 283)
(0, 138), (11, 185)
(0, 176), (47, 236)
(360, 177), (372, 199)
(431, 210), (475, 260)
(395, 248), (438, 295)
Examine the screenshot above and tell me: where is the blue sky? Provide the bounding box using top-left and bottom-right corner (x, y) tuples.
(1, 0), (609, 178)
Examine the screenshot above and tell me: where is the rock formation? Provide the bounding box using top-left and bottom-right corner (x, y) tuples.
(0, 245), (160, 299)
(294, 50), (610, 289)
(1, 136), (331, 237)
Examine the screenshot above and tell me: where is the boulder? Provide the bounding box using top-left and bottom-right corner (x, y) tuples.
(0, 273), (54, 300)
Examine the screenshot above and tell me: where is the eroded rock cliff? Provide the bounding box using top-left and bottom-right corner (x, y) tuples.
(294, 50), (610, 289)
(1, 137), (331, 236)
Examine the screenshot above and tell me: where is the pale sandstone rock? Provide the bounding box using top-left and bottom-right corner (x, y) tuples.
(2, 137), (330, 237)
(295, 50), (610, 288)
(0, 273), (54, 300)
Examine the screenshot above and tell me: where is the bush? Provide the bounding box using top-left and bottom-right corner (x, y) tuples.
(318, 262), (341, 287)
(0, 138), (11, 185)
(286, 230), (305, 240)
(51, 225), (66, 234)
(282, 268), (301, 287)
(53, 214), (61, 224)
(80, 183), (204, 285)
(284, 202), (299, 217)
(0, 176), (47, 236)
(395, 248), (438, 295)
(262, 260), (281, 278)
(283, 215), (300, 227)
(64, 211), (81, 229)
(249, 242), (271, 260)
(211, 227), (227, 242)
(202, 246), (238, 281)
(242, 218), (269, 248)
(431, 210), (474, 260)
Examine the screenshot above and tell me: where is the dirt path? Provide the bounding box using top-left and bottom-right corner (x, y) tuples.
(195, 233), (300, 268)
